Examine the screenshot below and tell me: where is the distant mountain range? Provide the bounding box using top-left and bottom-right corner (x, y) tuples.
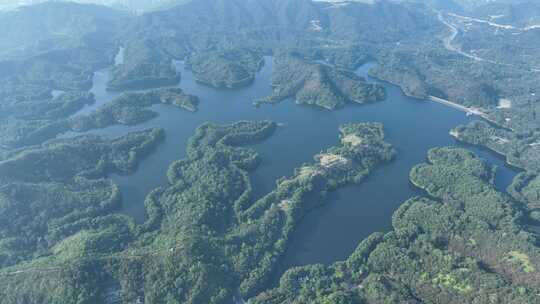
(0, 0), (190, 14)
(3, 0), (539, 26)
(2, 0), (534, 14)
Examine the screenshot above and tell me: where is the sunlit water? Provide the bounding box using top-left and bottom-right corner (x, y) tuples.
(64, 57), (519, 276)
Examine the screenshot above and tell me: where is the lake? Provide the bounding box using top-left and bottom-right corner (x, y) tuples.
(67, 56), (519, 273)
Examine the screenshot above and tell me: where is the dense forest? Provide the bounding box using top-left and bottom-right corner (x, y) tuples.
(0, 121), (394, 303)
(186, 49), (264, 89)
(107, 39), (181, 91)
(1, 0), (540, 303)
(70, 88), (199, 131)
(0, 128), (164, 268)
(256, 53), (385, 110)
(251, 148), (540, 303)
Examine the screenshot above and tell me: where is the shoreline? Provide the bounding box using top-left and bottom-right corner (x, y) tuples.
(365, 66), (486, 117)
(449, 130), (525, 173)
(367, 69), (489, 118)
(364, 66), (518, 135)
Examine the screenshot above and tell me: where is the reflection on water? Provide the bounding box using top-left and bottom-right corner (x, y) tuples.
(70, 56), (519, 271)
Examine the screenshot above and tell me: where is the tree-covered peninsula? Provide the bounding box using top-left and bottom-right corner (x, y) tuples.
(107, 39), (181, 91)
(0, 88), (197, 151)
(257, 54), (385, 110)
(0, 128), (164, 268)
(451, 120), (540, 172)
(0, 121), (394, 304)
(70, 88), (199, 131)
(186, 48), (264, 89)
(252, 147), (540, 303)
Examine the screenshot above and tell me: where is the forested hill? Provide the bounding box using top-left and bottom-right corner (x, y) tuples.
(0, 1), (127, 60)
(108, 0), (440, 94)
(124, 0), (434, 42)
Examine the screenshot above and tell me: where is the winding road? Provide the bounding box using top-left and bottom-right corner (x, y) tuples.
(437, 11), (485, 62)
(436, 10), (540, 73)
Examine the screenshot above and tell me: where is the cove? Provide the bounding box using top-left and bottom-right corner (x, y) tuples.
(276, 63), (521, 271)
(68, 56), (519, 273)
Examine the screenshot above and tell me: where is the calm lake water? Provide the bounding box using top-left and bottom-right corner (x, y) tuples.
(68, 56), (519, 273)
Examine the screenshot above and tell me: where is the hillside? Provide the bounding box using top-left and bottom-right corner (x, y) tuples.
(0, 1), (126, 60)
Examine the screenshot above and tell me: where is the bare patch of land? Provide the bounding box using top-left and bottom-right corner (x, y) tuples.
(317, 153), (351, 169)
(497, 98), (512, 109)
(341, 134), (363, 146)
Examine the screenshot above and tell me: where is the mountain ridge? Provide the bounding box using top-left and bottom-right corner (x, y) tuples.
(0, 0), (190, 14)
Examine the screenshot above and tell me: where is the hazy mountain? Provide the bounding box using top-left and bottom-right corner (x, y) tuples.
(0, 1), (126, 59)
(0, 0), (190, 14)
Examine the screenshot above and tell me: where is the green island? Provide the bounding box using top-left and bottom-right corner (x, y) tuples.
(0, 121), (394, 303)
(186, 48), (264, 88)
(256, 54), (385, 110)
(251, 147), (540, 303)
